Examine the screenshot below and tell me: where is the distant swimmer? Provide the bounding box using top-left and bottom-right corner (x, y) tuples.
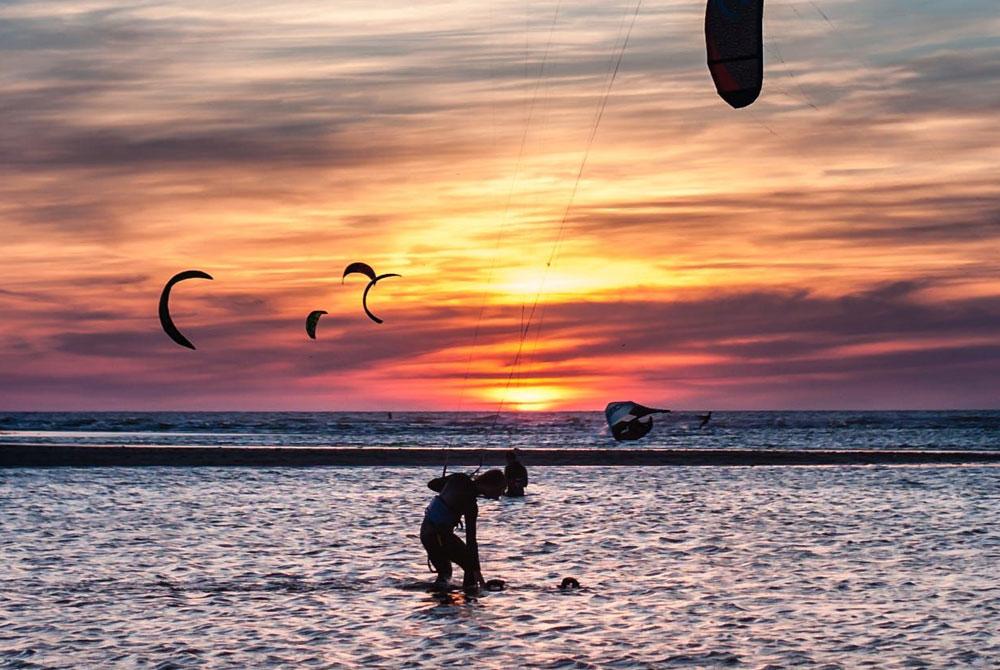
(699, 412), (713, 429)
(504, 449), (528, 497)
(422, 469), (506, 592)
(484, 578), (506, 592)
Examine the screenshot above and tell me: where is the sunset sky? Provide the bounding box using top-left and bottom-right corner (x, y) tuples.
(1, 0), (998, 411)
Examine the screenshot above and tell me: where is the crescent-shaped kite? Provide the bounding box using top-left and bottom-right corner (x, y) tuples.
(306, 310), (327, 339)
(361, 273), (401, 324)
(343, 262), (401, 324)
(342, 262), (377, 283)
(159, 270), (213, 350)
(705, 0), (764, 109)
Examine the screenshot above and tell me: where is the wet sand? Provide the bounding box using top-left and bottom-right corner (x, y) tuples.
(2, 443), (1000, 467)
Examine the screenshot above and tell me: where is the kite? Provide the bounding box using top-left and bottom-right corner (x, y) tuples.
(305, 310), (327, 339)
(705, 0), (764, 108)
(604, 401), (671, 442)
(158, 270), (213, 350)
(342, 262), (377, 282)
(343, 262), (401, 324)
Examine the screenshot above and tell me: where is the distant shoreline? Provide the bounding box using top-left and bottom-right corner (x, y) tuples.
(2, 444), (999, 468)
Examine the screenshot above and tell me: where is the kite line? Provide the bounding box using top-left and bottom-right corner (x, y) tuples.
(490, 0), (643, 427)
(457, 0), (564, 411)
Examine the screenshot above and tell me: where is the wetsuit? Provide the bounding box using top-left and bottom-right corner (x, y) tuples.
(421, 473), (480, 589)
(504, 460), (528, 497)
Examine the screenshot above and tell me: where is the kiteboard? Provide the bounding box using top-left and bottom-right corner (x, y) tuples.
(400, 578), (506, 593)
(401, 577), (584, 598)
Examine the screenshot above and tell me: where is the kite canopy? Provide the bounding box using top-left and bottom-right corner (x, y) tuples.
(343, 261), (401, 324)
(158, 270), (213, 350)
(361, 273), (400, 324)
(305, 310), (327, 339)
(342, 262), (377, 283)
(604, 401), (670, 442)
(705, 0), (764, 108)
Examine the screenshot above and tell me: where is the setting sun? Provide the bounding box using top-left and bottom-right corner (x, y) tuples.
(484, 385), (569, 411)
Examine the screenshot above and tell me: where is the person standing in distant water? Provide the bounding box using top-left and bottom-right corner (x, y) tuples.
(698, 411), (712, 429)
(421, 469), (506, 592)
(504, 449), (528, 497)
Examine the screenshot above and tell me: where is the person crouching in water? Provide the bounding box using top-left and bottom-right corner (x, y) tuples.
(422, 469), (506, 592)
(504, 449), (528, 497)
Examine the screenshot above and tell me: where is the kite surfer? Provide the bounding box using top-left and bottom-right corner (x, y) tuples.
(421, 469), (506, 592)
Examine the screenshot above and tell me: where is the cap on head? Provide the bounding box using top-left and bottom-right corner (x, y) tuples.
(475, 469), (506, 498)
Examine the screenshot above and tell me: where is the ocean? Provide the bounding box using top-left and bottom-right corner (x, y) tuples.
(1, 410), (999, 450)
(1, 412), (998, 668)
(2, 465), (999, 668)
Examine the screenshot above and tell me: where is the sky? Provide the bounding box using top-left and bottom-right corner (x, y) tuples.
(1, 0), (998, 411)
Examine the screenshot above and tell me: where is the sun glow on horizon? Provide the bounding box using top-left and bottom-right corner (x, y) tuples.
(482, 384), (571, 411)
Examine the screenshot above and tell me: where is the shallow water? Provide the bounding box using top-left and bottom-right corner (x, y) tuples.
(1, 466), (999, 669)
(2, 410), (999, 450)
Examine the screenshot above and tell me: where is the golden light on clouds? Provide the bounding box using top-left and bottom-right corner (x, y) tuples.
(0, 0), (998, 410)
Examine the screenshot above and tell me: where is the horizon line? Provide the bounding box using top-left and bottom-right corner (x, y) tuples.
(2, 408), (998, 414)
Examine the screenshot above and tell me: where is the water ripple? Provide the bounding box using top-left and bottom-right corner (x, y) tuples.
(1, 466), (998, 668)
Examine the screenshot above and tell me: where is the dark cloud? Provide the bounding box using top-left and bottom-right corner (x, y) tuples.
(528, 282), (1000, 359)
(8, 280), (994, 408)
(562, 179), (1000, 253)
(11, 201), (120, 228)
(53, 329), (181, 359)
(878, 47), (1000, 116)
(3, 126), (416, 170)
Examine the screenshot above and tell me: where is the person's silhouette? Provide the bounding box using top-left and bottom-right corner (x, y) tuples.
(421, 469), (506, 592)
(504, 449), (528, 497)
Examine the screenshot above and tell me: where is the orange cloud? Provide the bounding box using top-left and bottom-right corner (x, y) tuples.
(1, 0), (998, 410)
